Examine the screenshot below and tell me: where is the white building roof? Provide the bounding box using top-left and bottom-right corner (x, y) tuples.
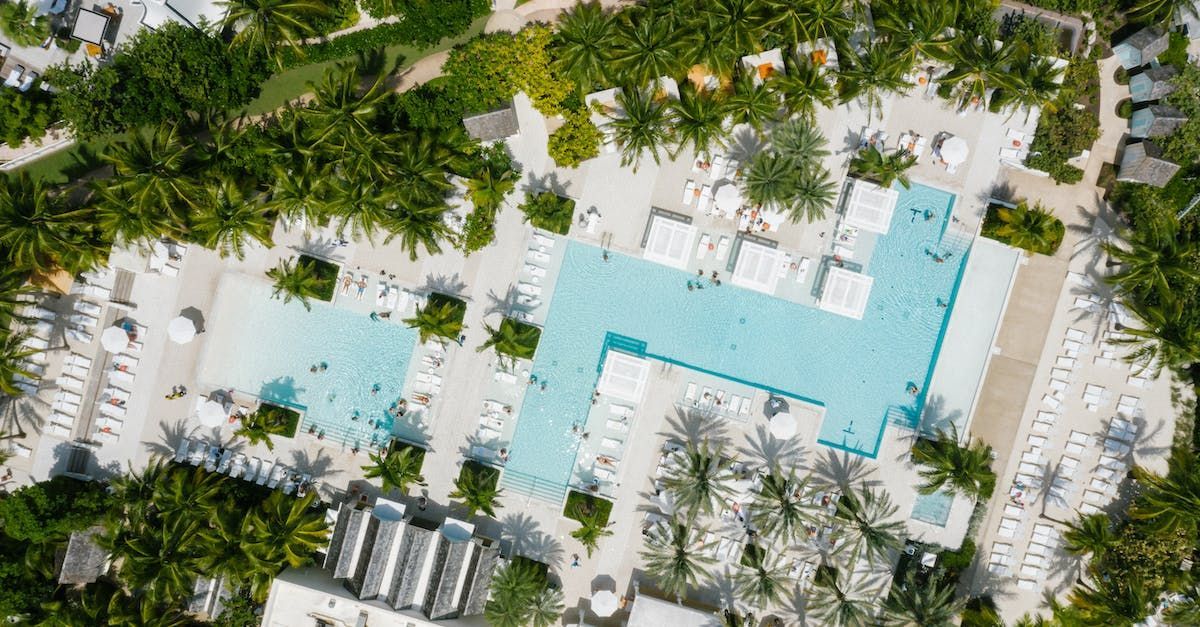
(844, 179), (899, 234)
(627, 595), (721, 627)
(71, 8), (109, 45)
(642, 215), (695, 269)
(597, 351), (650, 402)
(819, 267), (874, 320)
(730, 240), (782, 294)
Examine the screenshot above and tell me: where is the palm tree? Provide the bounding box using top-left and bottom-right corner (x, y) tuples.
(190, 178), (273, 259)
(911, 427), (996, 501)
(744, 152), (796, 211)
(1164, 590), (1200, 625)
(773, 52), (835, 120)
(851, 147), (918, 189)
(301, 63), (391, 154)
(807, 566), (876, 627)
(477, 318), (540, 367)
(837, 40), (912, 119)
(153, 464), (224, 522)
(734, 548), (789, 610)
(108, 458), (170, 523)
(0, 1), (50, 48)
(528, 587), (564, 627)
(380, 200), (452, 261)
(836, 484), (904, 565)
(0, 331), (41, 398)
(1104, 216), (1200, 300)
(1117, 296), (1200, 377)
(221, 0), (328, 68)
(266, 161), (329, 229)
(703, 0), (766, 65)
(661, 441), (736, 519)
(362, 446), (426, 495)
(97, 124), (197, 242)
(670, 82), (728, 159)
(568, 501), (613, 557)
(325, 176), (394, 244)
(402, 298), (464, 343)
(234, 407), (292, 451)
(872, 0), (958, 63)
(1062, 512), (1115, 561)
(989, 201), (1064, 255)
(941, 37), (1020, 110)
(245, 491), (330, 571)
(991, 54), (1064, 120)
(552, 0), (614, 91)
(196, 501), (265, 598)
(607, 87), (672, 170)
(448, 463), (503, 518)
(1067, 572), (1153, 625)
(726, 68), (779, 132)
(1131, 447), (1200, 533)
(465, 160), (518, 216)
(104, 516), (203, 608)
(639, 516), (715, 599)
(762, 0), (853, 45)
(266, 257), (326, 311)
(0, 172), (91, 274)
(1129, 0), (1199, 24)
(751, 469), (816, 543)
(789, 164), (837, 223)
(881, 573), (964, 626)
(610, 12), (683, 88)
(772, 118), (830, 166)
(485, 558), (543, 627)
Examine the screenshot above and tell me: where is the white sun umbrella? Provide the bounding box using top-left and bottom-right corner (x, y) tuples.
(198, 399), (228, 427)
(714, 183), (742, 213)
(770, 412), (797, 439)
(101, 325), (129, 352)
(590, 590), (619, 617)
(940, 136), (969, 165)
(167, 316), (197, 344)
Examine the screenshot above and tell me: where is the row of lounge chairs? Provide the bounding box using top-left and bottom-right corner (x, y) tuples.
(175, 437), (313, 497)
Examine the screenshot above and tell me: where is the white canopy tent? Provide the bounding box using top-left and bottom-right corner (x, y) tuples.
(819, 267), (875, 320)
(597, 351), (650, 403)
(730, 240), (782, 294)
(642, 215), (695, 270)
(843, 179), (900, 234)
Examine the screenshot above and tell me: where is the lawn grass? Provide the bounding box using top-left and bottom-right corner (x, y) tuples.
(243, 15), (487, 116)
(17, 133), (119, 185)
(563, 490), (613, 525)
(256, 403), (301, 438)
(298, 254), (339, 302)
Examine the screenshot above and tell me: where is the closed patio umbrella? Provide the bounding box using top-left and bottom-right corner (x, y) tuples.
(101, 326), (129, 352)
(167, 316), (196, 344)
(591, 590), (619, 617)
(770, 412), (797, 439)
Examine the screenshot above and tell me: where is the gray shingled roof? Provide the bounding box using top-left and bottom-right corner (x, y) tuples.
(462, 106), (519, 141)
(461, 542), (501, 616)
(1118, 140), (1182, 188)
(1130, 105), (1188, 138)
(1115, 27), (1169, 68)
(58, 527), (108, 585)
(423, 533), (475, 620)
(1130, 65), (1180, 103)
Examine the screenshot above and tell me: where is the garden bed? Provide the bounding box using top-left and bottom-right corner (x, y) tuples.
(254, 402), (301, 438)
(518, 191), (575, 235)
(980, 202), (1065, 256)
(563, 490), (612, 525)
(492, 318), (541, 360)
(428, 292), (467, 326)
(458, 459), (500, 488)
(298, 254), (340, 302)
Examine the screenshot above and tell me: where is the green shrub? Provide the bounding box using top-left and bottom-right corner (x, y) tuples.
(302, 0), (359, 36)
(563, 490), (612, 525)
(254, 403), (301, 438)
(459, 210), (496, 254)
(0, 476), (113, 543)
(1026, 105), (1098, 184)
(981, 201), (1066, 254)
(548, 109), (602, 168)
(1114, 66), (1129, 86)
(1117, 99), (1132, 119)
(1162, 32), (1190, 69)
(518, 191), (575, 235)
(0, 89), (56, 148)
(441, 26), (573, 117)
(298, 254), (339, 302)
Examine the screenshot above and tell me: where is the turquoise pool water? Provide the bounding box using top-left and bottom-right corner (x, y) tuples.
(198, 274), (418, 450)
(911, 490), (954, 526)
(503, 182), (965, 493)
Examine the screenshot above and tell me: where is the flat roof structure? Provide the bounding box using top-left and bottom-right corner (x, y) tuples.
(627, 595), (721, 627)
(597, 351), (650, 402)
(642, 214), (695, 269)
(843, 179), (900, 234)
(819, 267), (874, 320)
(71, 8), (109, 45)
(729, 239), (781, 294)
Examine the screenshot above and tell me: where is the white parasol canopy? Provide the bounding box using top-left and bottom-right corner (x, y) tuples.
(714, 183), (742, 213)
(770, 412), (797, 439)
(198, 399), (228, 427)
(101, 326), (129, 352)
(591, 590), (619, 617)
(167, 316), (197, 344)
(941, 136), (969, 165)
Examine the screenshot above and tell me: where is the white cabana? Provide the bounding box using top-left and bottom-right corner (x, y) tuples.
(819, 267), (875, 320)
(714, 183), (742, 212)
(770, 412), (797, 439)
(167, 316), (197, 344)
(627, 595), (721, 627)
(197, 399), (228, 427)
(597, 351), (650, 403)
(941, 136), (970, 165)
(70, 7), (109, 45)
(101, 326), (129, 352)
(730, 240), (782, 294)
(642, 215), (695, 270)
(844, 179), (900, 234)
(591, 590), (619, 617)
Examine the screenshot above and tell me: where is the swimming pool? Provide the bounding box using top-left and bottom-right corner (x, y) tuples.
(910, 490), (954, 527)
(503, 182), (966, 496)
(198, 273), (418, 450)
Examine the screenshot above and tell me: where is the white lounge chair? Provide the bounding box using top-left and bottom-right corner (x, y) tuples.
(682, 180), (696, 205)
(533, 233), (556, 249)
(524, 264), (547, 278)
(516, 282), (541, 297)
(257, 460), (275, 485)
(73, 301), (102, 317)
(715, 236), (729, 260)
(696, 233), (712, 259)
(684, 382), (697, 404)
(527, 249), (551, 264)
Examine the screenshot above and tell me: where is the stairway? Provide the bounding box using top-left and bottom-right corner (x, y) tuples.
(499, 467), (568, 505)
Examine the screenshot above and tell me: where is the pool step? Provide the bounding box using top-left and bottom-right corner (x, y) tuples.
(598, 333), (648, 372)
(938, 226), (974, 257)
(500, 467), (568, 505)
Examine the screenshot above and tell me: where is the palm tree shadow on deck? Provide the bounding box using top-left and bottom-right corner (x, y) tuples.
(738, 423), (805, 469)
(289, 447), (342, 482)
(144, 418), (194, 459)
(809, 449), (878, 491)
(499, 511), (564, 569)
(659, 405), (731, 449)
(420, 273), (468, 298)
(1, 394), (46, 439)
(484, 284), (520, 317)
